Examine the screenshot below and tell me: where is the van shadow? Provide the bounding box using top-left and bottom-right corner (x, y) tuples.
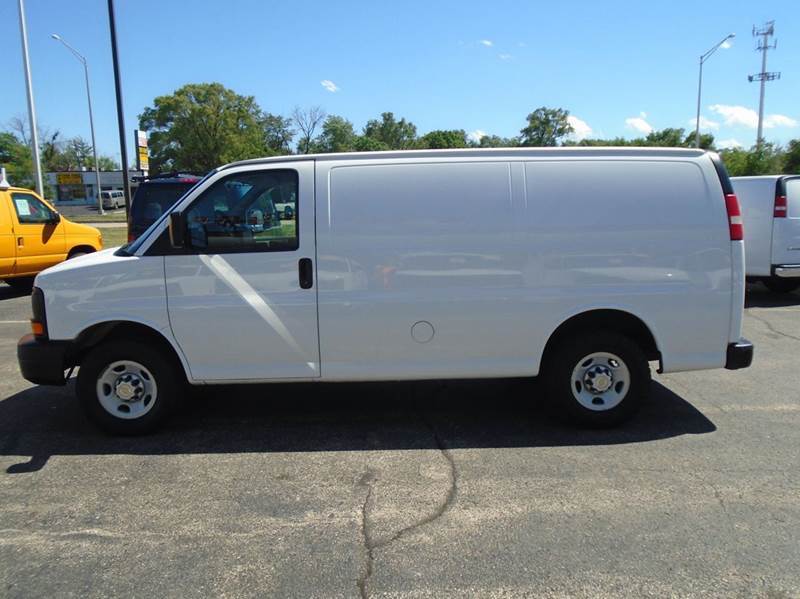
(745, 282), (800, 308)
(1, 378), (715, 474)
(0, 284), (31, 301)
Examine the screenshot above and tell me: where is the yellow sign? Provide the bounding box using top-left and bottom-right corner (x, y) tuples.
(137, 147), (149, 171)
(56, 173), (82, 185)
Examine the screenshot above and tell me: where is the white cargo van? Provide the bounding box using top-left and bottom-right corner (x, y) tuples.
(18, 148), (752, 434)
(732, 175), (800, 293)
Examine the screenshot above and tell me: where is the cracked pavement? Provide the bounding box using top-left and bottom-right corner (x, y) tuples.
(1, 282), (799, 597)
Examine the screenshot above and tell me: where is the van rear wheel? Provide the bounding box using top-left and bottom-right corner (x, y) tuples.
(544, 331), (650, 427)
(77, 340), (181, 435)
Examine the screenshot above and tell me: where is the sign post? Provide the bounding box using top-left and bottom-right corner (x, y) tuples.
(135, 129), (149, 174)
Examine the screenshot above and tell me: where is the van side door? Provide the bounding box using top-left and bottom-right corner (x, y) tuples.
(163, 162), (320, 381)
(0, 192), (16, 277)
(8, 191), (66, 276)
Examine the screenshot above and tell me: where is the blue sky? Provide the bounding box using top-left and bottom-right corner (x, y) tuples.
(1, 0), (798, 162)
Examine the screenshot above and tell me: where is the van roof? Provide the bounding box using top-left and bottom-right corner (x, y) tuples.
(731, 175), (798, 181)
(219, 147), (710, 172)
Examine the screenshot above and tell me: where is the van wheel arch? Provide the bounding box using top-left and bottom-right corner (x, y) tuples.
(68, 246), (97, 259)
(70, 321), (188, 382)
(541, 309), (661, 371)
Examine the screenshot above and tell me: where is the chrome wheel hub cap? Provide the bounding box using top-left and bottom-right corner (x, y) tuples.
(96, 360), (158, 420)
(114, 374), (144, 402)
(583, 365), (614, 394)
(570, 352), (630, 412)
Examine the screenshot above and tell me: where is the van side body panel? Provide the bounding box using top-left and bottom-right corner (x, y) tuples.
(0, 192), (16, 276)
(732, 176), (778, 276)
(772, 177), (800, 268)
(315, 154), (732, 380)
(524, 158), (732, 373)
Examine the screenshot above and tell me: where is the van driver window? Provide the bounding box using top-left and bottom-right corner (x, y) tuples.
(184, 170), (298, 253)
(11, 193), (56, 224)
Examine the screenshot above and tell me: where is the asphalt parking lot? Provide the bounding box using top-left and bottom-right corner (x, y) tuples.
(0, 283), (798, 598)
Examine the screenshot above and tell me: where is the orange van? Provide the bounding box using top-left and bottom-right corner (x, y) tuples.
(1, 171), (103, 289)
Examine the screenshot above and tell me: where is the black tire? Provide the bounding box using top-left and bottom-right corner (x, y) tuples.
(4, 276), (35, 290)
(763, 277), (800, 294)
(543, 330), (650, 427)
(68, 250), (89, 259)
(77, 340), (183, 435)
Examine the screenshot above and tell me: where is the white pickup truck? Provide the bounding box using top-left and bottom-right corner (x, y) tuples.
(18, 148), (753, 434)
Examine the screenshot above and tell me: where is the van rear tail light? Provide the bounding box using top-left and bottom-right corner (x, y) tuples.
(31, 287), (48, 340)
(128, 231), (135, 243)
(774, 194), (788, 218)
(725, 193), (744, 241)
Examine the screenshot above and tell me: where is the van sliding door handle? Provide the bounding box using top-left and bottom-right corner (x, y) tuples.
(298, 258), (313, 289)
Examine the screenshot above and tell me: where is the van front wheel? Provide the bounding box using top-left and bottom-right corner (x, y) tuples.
(77, 340), (181, 435)
(544, 331), (650, 427)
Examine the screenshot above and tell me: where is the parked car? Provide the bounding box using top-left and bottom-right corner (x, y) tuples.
(0, 168), (103, 290)
(732, 175), (800, 293)
(17, 148), (752, 434)
(128, 173), (203, 241)
(101, 190), (125, 209)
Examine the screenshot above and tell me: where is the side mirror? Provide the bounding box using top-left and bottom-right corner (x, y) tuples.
(169, 211), (186, 248)
(50, 213), (61, 224)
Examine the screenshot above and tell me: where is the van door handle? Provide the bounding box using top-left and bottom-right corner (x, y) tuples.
(17, 237), (23, 247)
(298, 258), (313, 289)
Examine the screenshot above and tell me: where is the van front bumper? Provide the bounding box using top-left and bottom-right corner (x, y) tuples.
(773, 265), (800, 278)
(725, 339), (754, 370)
(17, 334), (70, 386)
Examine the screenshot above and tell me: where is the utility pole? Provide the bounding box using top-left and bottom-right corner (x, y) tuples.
(107, 0), (132, 218)
(17, 0), (44, 196)
(748, 21), (780, 149)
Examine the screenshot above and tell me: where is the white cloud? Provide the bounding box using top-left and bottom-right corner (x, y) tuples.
(567, 115), (592, 141)
(708, 104), (758, 128)
(709, 104), (797, 129)
(717, 138), (743, 149)
(479, 39), (493, 47)
(764, 114), (798, 128)
(498, 53), (512, 60)
(687, 116), (720, 131)
(517, 41), (527, 47)
(625, 112), (653, 135)
(320, 79), (339, 93)
(468, 129), (487, 143)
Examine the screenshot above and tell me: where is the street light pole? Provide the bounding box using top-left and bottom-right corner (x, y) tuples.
(695, 33), (735, 148)
(51, 34), (104, 215)
(107, 0), (132, 218)
(17, 0), (44, 196)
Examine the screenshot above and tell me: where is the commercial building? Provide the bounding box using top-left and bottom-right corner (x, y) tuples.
(45, 170), (145, 205)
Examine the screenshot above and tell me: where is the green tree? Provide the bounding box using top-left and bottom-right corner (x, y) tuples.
(720, 143), (784, 177)
(363, 112), (417, 149)
(783, 139), (800, 174)
(353, 136), (390, 152)
(261, 114), (294, 155)
(97, 156), (119, 171)
(0, 131), (34, 188)
(418, 129), (468, 149)
(139, 83), (270, 173)
(682, 131), (716, 150)
(474, 134), (519, 148)
(313, 115), (358, 153)
(520, 107), (573, 146)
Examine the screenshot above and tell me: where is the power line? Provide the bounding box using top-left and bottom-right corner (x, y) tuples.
(748, 21), (780, 148)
